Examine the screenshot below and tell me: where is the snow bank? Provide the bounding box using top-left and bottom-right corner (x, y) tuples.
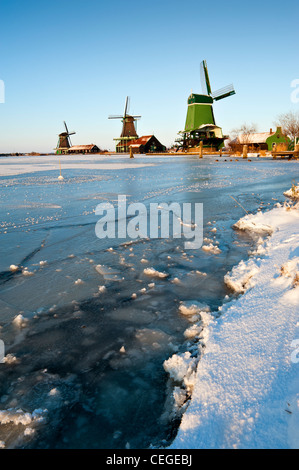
(233, 215), (273, 235)
(163, 304), (213, 415)
(224, 259), (260, 294)
(169, 201), (299, 449)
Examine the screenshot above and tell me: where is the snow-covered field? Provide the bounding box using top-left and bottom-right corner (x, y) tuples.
(168, 194), (299, 449)
(0, 154), (156, 176)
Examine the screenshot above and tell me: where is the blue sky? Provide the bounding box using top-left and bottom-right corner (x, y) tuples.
(0, 0), (298, 152)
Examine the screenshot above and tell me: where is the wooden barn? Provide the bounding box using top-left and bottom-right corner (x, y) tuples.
(128, 135), (166, 154)
(68, 144), (101, 154)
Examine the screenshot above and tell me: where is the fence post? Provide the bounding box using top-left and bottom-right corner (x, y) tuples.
(199, 141), (203, 158)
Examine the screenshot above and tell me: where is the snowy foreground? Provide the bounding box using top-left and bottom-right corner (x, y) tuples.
(167, 196), (299, 449)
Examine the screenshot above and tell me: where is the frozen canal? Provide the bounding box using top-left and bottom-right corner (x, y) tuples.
(0, 154), (297, 449)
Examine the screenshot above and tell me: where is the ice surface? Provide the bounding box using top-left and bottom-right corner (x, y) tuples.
(0, 154), (297, 449)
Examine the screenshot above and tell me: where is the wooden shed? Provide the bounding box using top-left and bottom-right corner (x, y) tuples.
(68, 145), (101, 154)
(128, 135), (166, 154)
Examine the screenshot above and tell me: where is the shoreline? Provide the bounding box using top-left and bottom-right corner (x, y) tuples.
(0, 153), (295, 179)
(166, 196), (299, 449)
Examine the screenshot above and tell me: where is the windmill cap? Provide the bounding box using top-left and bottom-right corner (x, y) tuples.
(188, 94), (213, 105)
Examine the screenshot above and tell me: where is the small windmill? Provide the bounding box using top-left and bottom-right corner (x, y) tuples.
(109, 97), (141, 153)
(177, 60), (236, 152)
(55, 121), (76, 155)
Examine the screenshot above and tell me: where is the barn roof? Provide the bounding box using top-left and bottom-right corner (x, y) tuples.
(69, 144), (98, 150)
(236, 132), (274, 144)
(128, 135), (154, 146)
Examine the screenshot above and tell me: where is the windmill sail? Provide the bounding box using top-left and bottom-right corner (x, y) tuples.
(124, 96), (129, 117)
(200, 60), (212, 96)
(211, 84), (236, 101)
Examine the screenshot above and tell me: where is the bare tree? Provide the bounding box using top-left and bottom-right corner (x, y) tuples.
(228, 123), (257, 151)
(230, 123), (258, 142)
(275, 111), (299, 141)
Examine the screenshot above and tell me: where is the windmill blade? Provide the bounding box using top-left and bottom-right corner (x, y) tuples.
(132, 116), (141, 120)
(108, 115), (124, 119)
(200, 60), (212, 96)
(64, 121), (69, 133)
(127, 96), (130, 115)
(211, 84), (236, 101)
(124, 96), (129, 118)
(68, 131), (76, 135)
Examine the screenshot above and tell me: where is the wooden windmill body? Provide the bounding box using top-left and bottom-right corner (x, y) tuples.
(55, 121), (76, 155)
(109, 97), (141, 153)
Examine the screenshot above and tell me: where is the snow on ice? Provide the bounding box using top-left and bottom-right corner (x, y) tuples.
(167, 198), (299, 449)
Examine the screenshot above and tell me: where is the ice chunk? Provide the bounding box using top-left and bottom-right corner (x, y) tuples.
(0, 408), (47, 426)
(179, 301), (210, 317)
(163, 351), (197, 392)
(12, 314), (28, 328)
(233, 216), (273, 235)
(3, 354), (19, 365)
(184, 324), (203, 339)
(224, 259), (259, 294)
(202, 243), (221, 254)
(22, 268), (34, 276)
(9, 265), (18, 272)
(95, 264), (122, 281)
(143, 268), (169, 279)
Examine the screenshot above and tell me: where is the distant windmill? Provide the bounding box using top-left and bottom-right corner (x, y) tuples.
(55, 121), (76, 155)
(109, 97), (141, 153)
(177, 60), (236, 152)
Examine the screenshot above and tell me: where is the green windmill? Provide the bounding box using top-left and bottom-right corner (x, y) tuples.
(177, 60), (236, 152)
